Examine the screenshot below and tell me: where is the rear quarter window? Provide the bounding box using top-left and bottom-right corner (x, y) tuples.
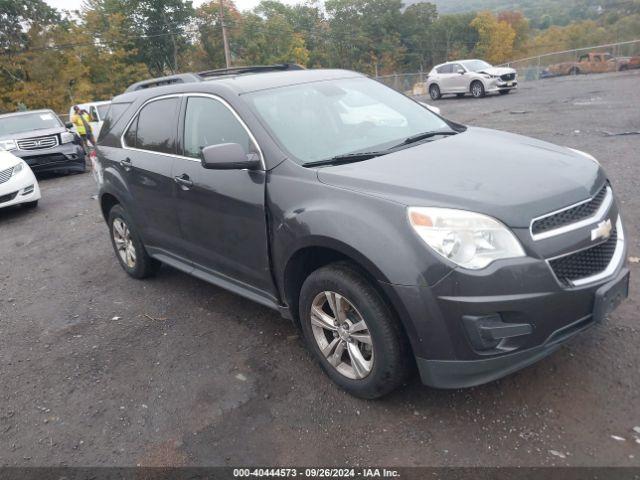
(98, 102), (132, 143)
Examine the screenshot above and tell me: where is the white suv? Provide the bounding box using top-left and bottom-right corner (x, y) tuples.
(427, 59), (517, 100)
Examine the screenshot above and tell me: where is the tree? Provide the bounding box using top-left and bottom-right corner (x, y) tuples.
(470, 11), (516, 64)
(128, 0), (195, 75)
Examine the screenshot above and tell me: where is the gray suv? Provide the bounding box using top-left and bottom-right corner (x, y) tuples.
(95, 65), (628, 398)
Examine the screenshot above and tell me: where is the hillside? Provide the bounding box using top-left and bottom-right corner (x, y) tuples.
(405, 0), (636, 28)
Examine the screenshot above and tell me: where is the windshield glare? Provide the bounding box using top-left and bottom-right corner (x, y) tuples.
(247, 77), (450, 164)
(0, 112), (62, 137)
(461, 60), (493, 72)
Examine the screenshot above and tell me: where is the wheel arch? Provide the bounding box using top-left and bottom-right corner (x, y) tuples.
(100, 192), (120, 221)
(281, 239), (419, 355)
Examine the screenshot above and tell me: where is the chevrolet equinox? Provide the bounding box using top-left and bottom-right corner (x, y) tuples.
(95, 65), (629, 398)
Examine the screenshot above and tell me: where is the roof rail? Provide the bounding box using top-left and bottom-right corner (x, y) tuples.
(197, 63), (305, 78)
(124, 73), (202, 93)
(124, 64), (305, 93)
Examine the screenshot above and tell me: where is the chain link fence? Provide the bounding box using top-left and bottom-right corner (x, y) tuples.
(375, 39), (640, 93)
(500, 39), (640, 80)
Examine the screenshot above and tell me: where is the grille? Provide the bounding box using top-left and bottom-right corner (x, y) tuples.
(17, 135), (59, 150)
(501, 73), (516, 81)
(0, 166), (13, 184)
(0, 191), (18, 204)
(549, 228), (618, 287)
(532, 185), (608, 235)
(28, 153), (68, 167)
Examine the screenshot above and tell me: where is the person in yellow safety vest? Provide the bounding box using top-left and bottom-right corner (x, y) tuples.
(71, 105), (94, 148)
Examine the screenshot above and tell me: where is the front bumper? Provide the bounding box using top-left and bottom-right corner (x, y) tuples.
(486, 78), (518, 92)
(417, 268), (629, 388)
(381, 236), (628, 389)
(12, 142), (86, 173)
(0, 166), (42, 209)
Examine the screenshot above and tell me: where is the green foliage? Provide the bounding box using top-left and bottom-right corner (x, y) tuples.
(0, 0), (638, 114)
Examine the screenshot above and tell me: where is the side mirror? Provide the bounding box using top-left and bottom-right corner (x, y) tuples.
(65, 122), (74, 129)
(200, 143), (260, 170)
(458, 69), (465, 75)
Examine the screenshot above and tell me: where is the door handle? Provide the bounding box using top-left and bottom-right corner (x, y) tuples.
(120, 157), (132, 171)
(174, 174), (193, 189)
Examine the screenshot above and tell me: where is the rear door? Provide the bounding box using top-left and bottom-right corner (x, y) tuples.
(449, 63), (468, 92)
(119, 96), (184, 260)
(436, 64), (456, 93)
(171, 94), (276, 301)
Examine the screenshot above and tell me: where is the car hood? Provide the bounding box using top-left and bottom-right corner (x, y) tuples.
(0, 127), (64, 141)
(316, 127), (605, 228)
(0, 150), (22, 169)
(478, 66), (516, 76)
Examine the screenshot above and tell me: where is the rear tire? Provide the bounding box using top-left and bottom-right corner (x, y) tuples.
(108, 204), (160, 279)
(298, 262), (412, 399)
(429, 84), (441, 100)
(471, 80), (485, 98)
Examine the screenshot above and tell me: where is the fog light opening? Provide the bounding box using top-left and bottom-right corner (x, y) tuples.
(21, 185), (35, 195)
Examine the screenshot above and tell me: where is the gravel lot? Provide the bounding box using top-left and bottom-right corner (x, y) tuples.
(1, 70), (639, 467)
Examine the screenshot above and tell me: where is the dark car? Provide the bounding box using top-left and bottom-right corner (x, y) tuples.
(0, 109), (86, 174)
(95, 65), (628, 399)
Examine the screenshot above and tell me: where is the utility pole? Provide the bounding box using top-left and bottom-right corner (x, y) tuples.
(219, 0), (231, 68)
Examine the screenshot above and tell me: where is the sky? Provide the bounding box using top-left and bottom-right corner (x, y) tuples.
(44, 0), (299, 13)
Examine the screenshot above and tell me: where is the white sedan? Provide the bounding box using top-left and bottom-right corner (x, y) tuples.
(0, 149), (41, 210)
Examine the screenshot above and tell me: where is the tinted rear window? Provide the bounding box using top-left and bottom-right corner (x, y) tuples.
(134, 98), (180, 154)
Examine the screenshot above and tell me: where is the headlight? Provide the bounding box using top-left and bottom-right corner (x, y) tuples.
(0, 139), (17, 151)
(60, 131), (75, 144)
(12, 162), (24, 176)
(567, 147), (600, 166)
(408, 207), (526, 270)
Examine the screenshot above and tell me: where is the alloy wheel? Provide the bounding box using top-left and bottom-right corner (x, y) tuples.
(310, 291), (374, 379)
(472, 82), (483, 97)
(112, 218), (136, 269)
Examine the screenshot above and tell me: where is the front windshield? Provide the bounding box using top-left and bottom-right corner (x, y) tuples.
(0, 112), (63, 136)
(460, 60), (493, 72)
(246, 77), (450, 164)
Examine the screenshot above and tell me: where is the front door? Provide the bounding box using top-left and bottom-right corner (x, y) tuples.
(119, 96), (184, 259)
(172, 94), (276, 301)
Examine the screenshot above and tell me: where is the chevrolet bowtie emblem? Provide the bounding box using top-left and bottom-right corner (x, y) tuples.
(591, 218), (612, 241)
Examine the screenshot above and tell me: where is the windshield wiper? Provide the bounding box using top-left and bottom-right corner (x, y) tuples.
(390, 130), (458, 150)
(303, 151), (387, 167)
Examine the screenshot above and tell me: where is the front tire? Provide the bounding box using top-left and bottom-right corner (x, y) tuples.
(108, 204), (160, 279)
(299, 263), (411, 399)
(471, 80), (485, 98)
(429, 84), (441, 100)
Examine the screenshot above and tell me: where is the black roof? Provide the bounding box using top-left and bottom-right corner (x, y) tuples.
(114, 68), (365, 103)
(124, 64), (305, 93)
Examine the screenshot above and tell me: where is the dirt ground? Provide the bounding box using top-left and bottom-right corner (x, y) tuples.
(1, 70), (639, 467)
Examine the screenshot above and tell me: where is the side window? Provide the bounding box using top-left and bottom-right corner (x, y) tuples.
(452, 63), (463, 73)
(437, 64), (452, 74)
(594, 55), (602, 62)
(90, 106), (99, 122)
(134, 97), (180, 154)
(183, 96), (253, 159)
